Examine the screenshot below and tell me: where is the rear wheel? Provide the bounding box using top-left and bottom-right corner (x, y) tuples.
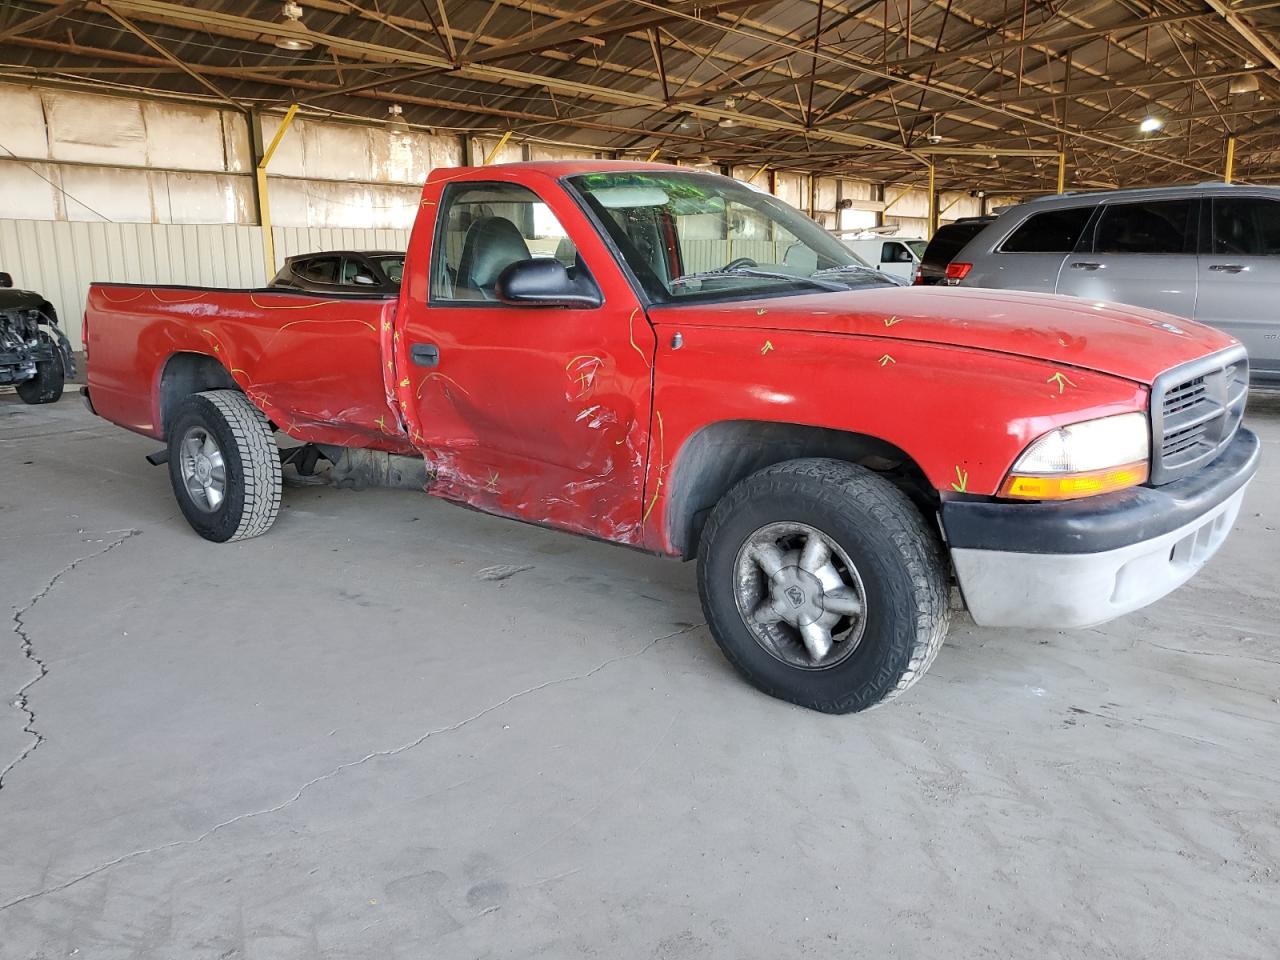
(167, 390), (282, 542)
(15, 332), (64, 404)
(697, 458), (950, 713)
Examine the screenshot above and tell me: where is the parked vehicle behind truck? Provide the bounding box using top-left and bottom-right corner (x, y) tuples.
(841, 234), (926, 281)
(82, 161), (1260, 713)
(947, 184), (1280, 384)
(1, 270), (75, 404)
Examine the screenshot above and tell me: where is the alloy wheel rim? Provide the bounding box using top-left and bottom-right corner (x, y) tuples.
(732, 521), (867, 670)
(178, 426), (227, 513)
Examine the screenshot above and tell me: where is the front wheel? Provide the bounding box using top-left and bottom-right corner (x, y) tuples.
(697, 458), (950, 713)
(167, 390), (282, 542)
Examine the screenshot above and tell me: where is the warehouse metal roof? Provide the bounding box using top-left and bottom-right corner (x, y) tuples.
(2, 0), (1279, 191)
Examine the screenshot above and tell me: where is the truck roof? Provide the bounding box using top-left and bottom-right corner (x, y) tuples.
(426, 159), (692, 182)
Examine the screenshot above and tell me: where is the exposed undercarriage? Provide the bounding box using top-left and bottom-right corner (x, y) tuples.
(0, 286), (76, 404)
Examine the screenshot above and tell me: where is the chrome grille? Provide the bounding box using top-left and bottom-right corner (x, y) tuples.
(1149, 347), (1248, 485)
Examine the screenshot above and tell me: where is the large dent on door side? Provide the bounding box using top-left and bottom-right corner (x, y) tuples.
(402, 340), (652, 544)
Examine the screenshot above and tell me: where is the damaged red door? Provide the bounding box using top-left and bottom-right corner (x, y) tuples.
(396, 173), (656, 543)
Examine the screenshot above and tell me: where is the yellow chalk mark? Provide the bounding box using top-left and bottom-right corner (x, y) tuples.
(399, 377), (411, 388)
(415, 371), (471, 400)
(756, 307), (767, 316)
(628, 308), (651, 368)
(150, 290), (204, 304)
(643, 410), (666, 525)
(883, 315), (902, 327)
(950, 466), (969, 493)
(99, 289), (145, 304)
(484, 469), (500, 493)
(878, 354), (895, 366)
(761, 340), (774, 355)
(199, 328), (229, 358)
(1047, 371), (1077, 394)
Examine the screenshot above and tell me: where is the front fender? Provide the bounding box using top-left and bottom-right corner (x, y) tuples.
(42, 320), (76, 380)
(641, 325), (1148, 554)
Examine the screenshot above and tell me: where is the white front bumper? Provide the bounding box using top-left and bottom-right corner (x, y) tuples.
(950, 484), (1249, 629)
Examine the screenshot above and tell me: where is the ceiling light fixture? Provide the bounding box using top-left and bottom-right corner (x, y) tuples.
(386, 103), (409, 133)
(1229, 73), (1260, 95)
(927, 114), (943, 145)
(274, 2), (315, 51)
(1139, 116), (1164, 133)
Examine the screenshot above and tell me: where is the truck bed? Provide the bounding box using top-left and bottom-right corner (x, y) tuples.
(85, 284), (413, 453)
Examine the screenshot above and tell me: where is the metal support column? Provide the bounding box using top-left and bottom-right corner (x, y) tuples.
(927, 163), (937, 238)
(1225, 136), (1237, 183)
(256, 103), (299, 280)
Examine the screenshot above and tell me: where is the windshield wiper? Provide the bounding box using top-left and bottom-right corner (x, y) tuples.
(669, 267), (847, 292)
(812, 264), (885, 279)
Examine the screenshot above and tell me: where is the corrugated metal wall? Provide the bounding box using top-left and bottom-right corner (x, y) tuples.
(0, 219), (410, 343)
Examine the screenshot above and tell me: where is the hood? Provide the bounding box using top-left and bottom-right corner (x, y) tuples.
(648, 286), (1238, 385)
(0, 288), (47, 314)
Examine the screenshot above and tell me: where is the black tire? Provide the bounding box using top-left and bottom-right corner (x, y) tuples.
(697, 458), (950, 714)
(166, 390), (282, 543)
(15, 332), (64, 404)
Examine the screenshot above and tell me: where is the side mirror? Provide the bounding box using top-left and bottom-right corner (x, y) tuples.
(0, 272), (12, 288)
(495, 258), (602, 309)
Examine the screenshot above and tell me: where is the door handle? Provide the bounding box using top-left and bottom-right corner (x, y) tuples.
(1069, 261), (1104, 270)
(411, 343), (440, 367)
(1208, 263), (1248, 273)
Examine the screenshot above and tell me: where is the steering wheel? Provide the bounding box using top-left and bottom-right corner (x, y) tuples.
(722, 257), (758, 271)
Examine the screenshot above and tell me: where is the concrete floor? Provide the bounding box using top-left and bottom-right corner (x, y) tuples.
(1, 391), (1277, 960)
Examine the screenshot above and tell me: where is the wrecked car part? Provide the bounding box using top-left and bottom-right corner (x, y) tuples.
(1, 283), (75, 404)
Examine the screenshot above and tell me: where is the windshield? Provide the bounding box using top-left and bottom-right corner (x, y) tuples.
(375, 255), (405, 284)
(566, 171), (895, 303)
(906, 240), (927, 258)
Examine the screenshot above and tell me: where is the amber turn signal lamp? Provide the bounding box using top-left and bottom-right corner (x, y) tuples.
(999, 462), (1149, 501)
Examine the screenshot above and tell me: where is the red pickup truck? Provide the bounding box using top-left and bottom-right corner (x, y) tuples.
(83, 161), (1259, 713)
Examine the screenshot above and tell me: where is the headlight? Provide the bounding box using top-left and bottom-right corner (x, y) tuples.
(1000, 412), (1149, 500)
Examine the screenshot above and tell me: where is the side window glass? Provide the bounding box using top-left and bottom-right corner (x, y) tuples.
(1095, 200), (1196, 254)
(880, 242), (897, 263)
(301, 257), (340, 284)
(378, 257), (405, 283)
(431, 182), (577, 301)
(342, 258), (378, 286)
(1000, 207), (1092, 253)
(1213, 198), (1280, 256)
